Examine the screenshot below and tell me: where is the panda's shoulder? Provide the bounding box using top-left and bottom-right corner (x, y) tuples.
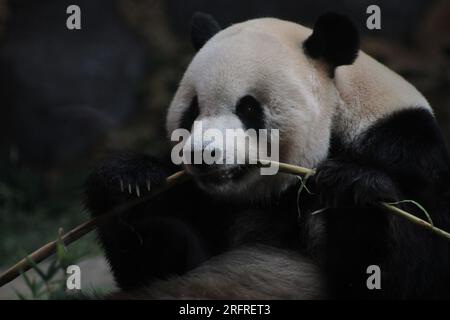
(344, 107), (450, 178)
(362, 107), (441, 147)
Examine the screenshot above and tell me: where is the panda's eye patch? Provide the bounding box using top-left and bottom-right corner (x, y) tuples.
(179, 96), (200, 130)
(236, 95), (265, 130)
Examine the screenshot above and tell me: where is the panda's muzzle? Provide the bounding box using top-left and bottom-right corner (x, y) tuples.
(185, 159), (251, 186)
(197, 165), (251, 186)
(180, 116), (255, 185)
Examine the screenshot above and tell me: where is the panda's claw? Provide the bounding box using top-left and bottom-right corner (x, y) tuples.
(128, 183), (132, 194)
(119, 178), (124, 192)
(147, 180), (151, 192)
(136, 184), (141, 197)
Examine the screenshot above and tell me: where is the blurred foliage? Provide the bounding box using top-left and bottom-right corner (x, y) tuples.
(0, 158), (101, 267)
(15, 238), (80, 300)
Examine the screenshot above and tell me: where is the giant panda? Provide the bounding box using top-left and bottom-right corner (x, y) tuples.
(85, 12), (450, 299)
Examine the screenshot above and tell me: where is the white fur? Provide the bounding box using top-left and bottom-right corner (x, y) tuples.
(109, 246), (326, 299)
(167, 17), (431, 198)
(334, 52), (431, 143)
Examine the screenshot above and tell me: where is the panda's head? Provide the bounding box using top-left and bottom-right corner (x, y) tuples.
(167, 12), (359, 200)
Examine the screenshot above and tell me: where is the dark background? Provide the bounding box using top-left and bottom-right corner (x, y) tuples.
(0, 0), (449, 297)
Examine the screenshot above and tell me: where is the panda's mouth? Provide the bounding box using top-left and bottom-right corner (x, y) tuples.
(193, 165), (252, 186)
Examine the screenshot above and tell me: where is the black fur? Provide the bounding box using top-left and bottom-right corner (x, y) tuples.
(303, 12), (359, 75)
(235, 95), (266, 130)
(85, 154), (303, 292)
(84, 107), (450, 299)
(309, 107), (450, 298)
(179, 96), (200, 131)
(315, 159), (399, 208)
(190, 12), (221, 51)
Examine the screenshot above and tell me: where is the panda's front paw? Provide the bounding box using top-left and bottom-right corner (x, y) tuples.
(85, 154), (168, 215)
(315, 159), (398, 208)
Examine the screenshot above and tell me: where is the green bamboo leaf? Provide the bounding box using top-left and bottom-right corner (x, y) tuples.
(29, 277), (38, 298)
(20, 270), (33, 291)
(56, 237), (70, 268)
(25, 255), (47, 281)
(14, 289), (28, 300)
(296, 172), (314, 220)
(45, 259), (60, 280)
(387, 200), (434, 226)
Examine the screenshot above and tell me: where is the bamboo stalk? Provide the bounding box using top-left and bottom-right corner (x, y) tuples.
(0, 170), (187, 288)
(259, 159), (450, 241)
(380, 203), (450, 241)
(0, 220), (98, 288)
(1, 161), (449, 288)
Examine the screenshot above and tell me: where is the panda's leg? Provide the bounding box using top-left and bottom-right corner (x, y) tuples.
(106, 246), (328, 300)
(84, 154), (215, 290)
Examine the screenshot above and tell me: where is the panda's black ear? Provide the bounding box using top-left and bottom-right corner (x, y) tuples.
(303, 12), (359, 73)
(190, 12), (221, 51)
